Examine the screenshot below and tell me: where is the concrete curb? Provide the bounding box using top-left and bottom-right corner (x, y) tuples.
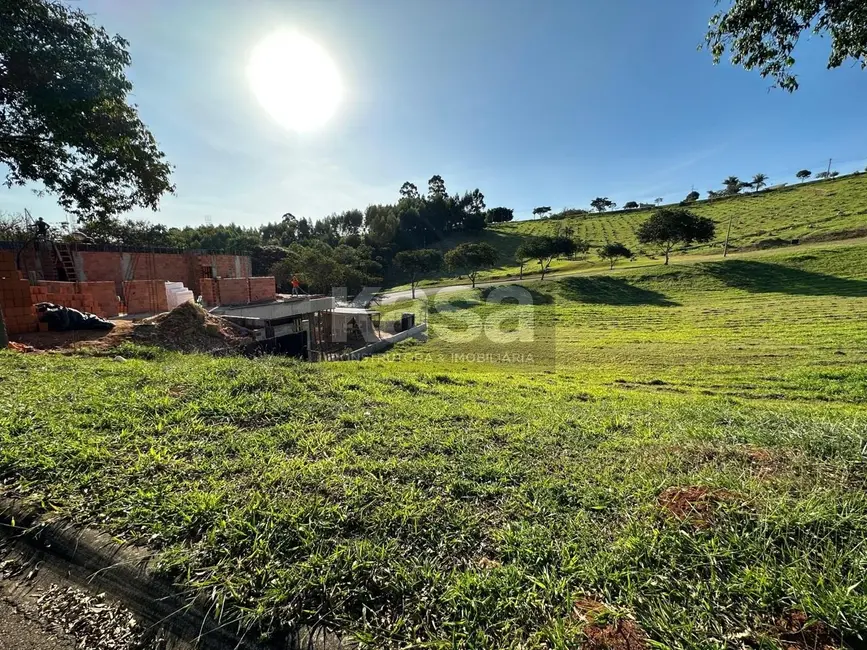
(0, 498), (344, 649)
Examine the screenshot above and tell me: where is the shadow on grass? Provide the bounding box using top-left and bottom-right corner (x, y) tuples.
(557, 276), (679, 306)
(479, 285), (555, 305)
(703, 260), (867, 297)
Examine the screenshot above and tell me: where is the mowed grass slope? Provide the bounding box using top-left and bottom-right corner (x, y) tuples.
(414, 174), (867, 287)
(3, 243), (867, 648)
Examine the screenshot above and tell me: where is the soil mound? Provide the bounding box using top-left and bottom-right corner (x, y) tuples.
(132, 302), (250, 353)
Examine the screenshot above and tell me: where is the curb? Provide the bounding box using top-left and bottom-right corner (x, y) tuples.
(0, 497), (340, 649)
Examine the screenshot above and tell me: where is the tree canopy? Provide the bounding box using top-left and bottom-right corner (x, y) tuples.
(0, 0), (174, 222)
(444, 242), (498, 288)
(796, 170), (812, 182)
(705, 0), (867, 91)
(394, 248), (443, 298)
(516, 235), (577, 281)
(599, 242), (633, 270)
(485, 207), (514, 224)
(590, 197), (616, 213)
(637, 208), (716, 265)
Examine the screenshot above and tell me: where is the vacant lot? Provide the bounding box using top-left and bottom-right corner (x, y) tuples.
(2, 243), (867, 648)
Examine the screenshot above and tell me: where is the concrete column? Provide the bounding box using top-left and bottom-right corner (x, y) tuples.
(72, 252), (87, 281)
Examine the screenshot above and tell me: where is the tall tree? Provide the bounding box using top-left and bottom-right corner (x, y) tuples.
(723, 176), (743, 195)
(796, 169), (812, 182)
(705, 0), (867, 92)
(532, 206), (552, 220)
(516, 235), (577, 281)
(636, 208), (716, 265)
(485, 207), (514, 224)
(623, 201), (639, 210)
(684, 190), (701, 203)
(655, 198), (664, 205)
(751, 173), (768, 192)
(0, 0), (174, 223)
(599, 242), (633, 269)
(399, 182), (419, 200)
(427, 175), (447, 198)
(394, 249), (443, 299)
(590, 197), (615, 213)
(444, 242), (498, 288)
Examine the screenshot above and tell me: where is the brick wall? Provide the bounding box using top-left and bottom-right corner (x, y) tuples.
(214, 278), (249, 306)
(248, 277), (276, 303)
(0, 252), (37, 335)
(35, 282), (100, 317)
(123, 280), (168, 315)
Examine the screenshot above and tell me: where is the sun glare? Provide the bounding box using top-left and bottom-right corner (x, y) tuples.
(248, 30), (343, 133)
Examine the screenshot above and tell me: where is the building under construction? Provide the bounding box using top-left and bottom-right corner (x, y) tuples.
(1, 239), (425, 359)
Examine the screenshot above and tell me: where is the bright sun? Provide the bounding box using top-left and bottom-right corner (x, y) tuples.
(248, 30), (343, 133)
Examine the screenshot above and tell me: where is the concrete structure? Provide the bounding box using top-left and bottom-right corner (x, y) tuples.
(215, 296), (337, 359)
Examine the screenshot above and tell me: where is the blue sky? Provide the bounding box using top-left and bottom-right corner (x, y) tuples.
(3, 0), (867, 228)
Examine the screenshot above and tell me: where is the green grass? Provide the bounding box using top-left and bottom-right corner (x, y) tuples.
(3, 243), (867, 647)
(398, 173), (867, 289)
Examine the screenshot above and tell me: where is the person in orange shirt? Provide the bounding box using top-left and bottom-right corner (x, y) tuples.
(290, 275), (301, 295)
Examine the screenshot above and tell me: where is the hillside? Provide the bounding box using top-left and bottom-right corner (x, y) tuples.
(411, 173), (867, 288)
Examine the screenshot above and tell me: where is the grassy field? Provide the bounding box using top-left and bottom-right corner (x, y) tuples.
(2, 243), (867, 648)
(399, 174), (867, 290)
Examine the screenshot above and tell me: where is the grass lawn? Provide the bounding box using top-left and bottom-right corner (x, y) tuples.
(2, 243), (867, 647)
(394, 173), (867, 290)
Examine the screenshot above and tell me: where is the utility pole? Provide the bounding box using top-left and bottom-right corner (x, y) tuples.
(827, 158), (833, 175)
(723, 212), (735, 258)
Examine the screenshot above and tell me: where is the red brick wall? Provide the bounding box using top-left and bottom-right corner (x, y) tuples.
(123, 280), (168, 315)
(79, 252), (123, 287)
(248, 277), (276, 303)
(215, 278), (249, 305)
(0, 252), (37, 335)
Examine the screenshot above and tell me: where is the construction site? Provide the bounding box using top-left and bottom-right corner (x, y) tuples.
(1, 239), (425, 359)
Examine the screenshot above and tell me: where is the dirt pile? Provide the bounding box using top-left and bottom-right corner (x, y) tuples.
(132, 302), (251, 353)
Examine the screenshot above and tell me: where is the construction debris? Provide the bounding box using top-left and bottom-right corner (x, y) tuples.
(132, 301), (251, 353)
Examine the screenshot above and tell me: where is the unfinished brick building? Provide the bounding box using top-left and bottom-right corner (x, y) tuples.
(1, 242), (276, 331)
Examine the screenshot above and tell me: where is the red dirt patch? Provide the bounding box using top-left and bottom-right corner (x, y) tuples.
(658, 486), (741, 526)
(775, 611), (841, 650)
(583, 619), (648, 650)
(572, 596), (607, 622)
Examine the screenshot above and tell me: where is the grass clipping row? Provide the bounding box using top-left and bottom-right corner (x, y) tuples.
(132, 302), (251, 353)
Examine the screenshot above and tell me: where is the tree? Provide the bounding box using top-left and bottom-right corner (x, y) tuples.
(515, 247), (532, 280)
(655, 198), (664, 206)
(427, 175), (447, 198)
(485, 207), (514, 224)
(705, 0), (867, 92)
(830, 171), (840, 178)
(444, 242), (498, 288)
(590, 197), (615, 213)
(751, 173), (768, 192)
(394, 249), (443, 299)
(623, 201), (639, 210)
(685, 191), (701, 203)
(599, 242), (633, 270)
(399, 182), (419, 200)
(532, 206), (552, 220)
(723, 176), (743, 195)
(815, 171), (831, 180)
(796, 170), (812, 182)
(636, 208), (716, 265)
(0, 0), (174, 223)
(516, 235), (577, 281)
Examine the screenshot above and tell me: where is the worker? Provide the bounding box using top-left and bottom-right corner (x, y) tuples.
(290, 274), (301, 295)
(33, 217), (50, 240)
